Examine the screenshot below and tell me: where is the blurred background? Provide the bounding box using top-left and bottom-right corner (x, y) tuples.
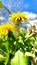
(0, 0), (37, 27)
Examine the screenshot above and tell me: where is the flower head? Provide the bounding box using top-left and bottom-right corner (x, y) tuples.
(9, 12), (27, 24)
(0, 23), (16, 35)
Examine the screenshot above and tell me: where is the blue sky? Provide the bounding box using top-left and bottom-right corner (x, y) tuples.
(1, 0), (37, 13)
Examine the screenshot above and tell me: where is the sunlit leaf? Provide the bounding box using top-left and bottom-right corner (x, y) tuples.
(0, 55), (4, 62)
(11, 50), (30, 65)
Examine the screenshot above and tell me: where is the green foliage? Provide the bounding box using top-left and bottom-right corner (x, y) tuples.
(0, 35), (9, 65)
(0, 1), (3, 8)
(0, 28), (37, 65)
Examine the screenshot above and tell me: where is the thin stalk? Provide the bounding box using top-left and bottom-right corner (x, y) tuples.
(3, 5), (11, 14)
(32, 41), (36, 65)
(16, 23), (20, 35)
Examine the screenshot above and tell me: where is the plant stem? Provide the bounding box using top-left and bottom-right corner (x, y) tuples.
(33, 43), (36, 65)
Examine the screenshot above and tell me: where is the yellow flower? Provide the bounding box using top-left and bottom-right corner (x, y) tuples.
(0, 23), (16, 35)
(9, 12), (27, 24)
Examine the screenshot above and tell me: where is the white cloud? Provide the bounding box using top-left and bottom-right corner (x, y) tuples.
(23, 12), (37, 26)
(0, 17), (5, 20)
(23, 12), (37, 19)
(26, 12), (37, 26)
(27, 13), (37, 19)
(28, 19), (37, 26)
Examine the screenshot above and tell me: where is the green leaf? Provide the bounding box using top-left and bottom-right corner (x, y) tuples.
(8, 30), (16, 41)
(11, 50), (30, 65)
(25, 52), (35, 57)
(34, 41), (37, 49)
(0, 35), (9, 65)
(0, 1), (3, 8)
(0, 55), (5, 62)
